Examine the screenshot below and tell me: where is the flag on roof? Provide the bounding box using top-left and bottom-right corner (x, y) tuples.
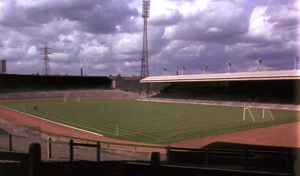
(296, 57), (299, 61)
(204, 64), (208, 69)
(228, 62), (232, 66)
(164, 68), (167, 71)
(259, 59), (263, 63)
(182, 66), (186, 70)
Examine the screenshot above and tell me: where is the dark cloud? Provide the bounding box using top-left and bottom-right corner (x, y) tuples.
(0, 0), (299, 76)
(162, 1), (253, 44)
(75, 2), (139, 34)
(1, 0), (139, 34)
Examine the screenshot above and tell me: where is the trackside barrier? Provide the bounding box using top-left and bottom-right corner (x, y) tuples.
(47, 137), (166, 162)
(24, 124), (166, 152)
(125, 152), (294, 176)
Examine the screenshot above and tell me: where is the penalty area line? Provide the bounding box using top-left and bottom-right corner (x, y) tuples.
(0, 106), (103, 137)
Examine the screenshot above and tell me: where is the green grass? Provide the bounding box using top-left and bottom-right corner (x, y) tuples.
(1, 99), (299, 144)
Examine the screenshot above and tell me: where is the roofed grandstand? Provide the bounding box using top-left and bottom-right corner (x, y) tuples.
(142, 70), (300, 104)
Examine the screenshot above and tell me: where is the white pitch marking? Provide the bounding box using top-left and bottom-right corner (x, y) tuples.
(0, 106), (103, 137)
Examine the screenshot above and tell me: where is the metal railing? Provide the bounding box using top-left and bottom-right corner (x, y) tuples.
(1, 131), (298, 174)
(23, 124), (166, 151)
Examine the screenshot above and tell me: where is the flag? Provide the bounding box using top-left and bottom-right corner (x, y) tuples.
(296, 57), (299, 61)
(259, 59), (263, 64)
(182, 66), (186, 70)
(164, 68), (167, 71)
(204, 64), (208, 69)
(228, 62), (232, 66)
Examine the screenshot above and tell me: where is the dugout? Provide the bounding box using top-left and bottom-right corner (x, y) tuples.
(140, 70), (300, 104)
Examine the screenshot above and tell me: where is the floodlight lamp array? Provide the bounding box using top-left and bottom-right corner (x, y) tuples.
(142, 0), (150, 18)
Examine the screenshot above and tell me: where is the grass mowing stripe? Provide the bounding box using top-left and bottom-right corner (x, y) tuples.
(31, 113), (117, 136)
(35, 110), (166, 134)
(32, 107), (192, 134)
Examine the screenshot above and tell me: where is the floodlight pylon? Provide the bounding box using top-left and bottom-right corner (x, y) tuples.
(140, 0), (150, 78)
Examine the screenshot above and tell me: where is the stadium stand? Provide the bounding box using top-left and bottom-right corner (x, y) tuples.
(0, 89), (142, 101)
(0, 74), (112, 93)
(142, 71), (300, 104)
(151, 80), (299, 104)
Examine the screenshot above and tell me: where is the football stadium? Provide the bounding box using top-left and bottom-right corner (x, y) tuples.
(0, 70), (299, 175)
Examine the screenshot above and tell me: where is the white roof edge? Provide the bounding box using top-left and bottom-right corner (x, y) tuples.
(140, 70), (300, 83)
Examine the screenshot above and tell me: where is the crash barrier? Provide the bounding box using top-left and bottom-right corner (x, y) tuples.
(0, 143), (41, 176)
(126, 152), (295, 176)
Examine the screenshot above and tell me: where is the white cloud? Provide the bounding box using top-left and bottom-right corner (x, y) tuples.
(78, 44), (109, 62)
(206, 27), (222, 33)
(125, 61), (140, 67)
(92, 63), (106, 70)
(162, 25), (177, 39)
(113, 33), (141, 55)
(179, 0), (209, 17)
(246, 6), (280, 41)
(27, 46), (37, 55)
(177, 44), (206, 57)
(51, 52), (69, 62)
(16, 0), (44, 8)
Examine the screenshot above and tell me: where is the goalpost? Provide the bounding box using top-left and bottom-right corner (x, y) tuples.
(243, 107), (274, 122)
(64, 96), (81, 102)
(262, 107), (274, 120)
(243, 108), (255, 122)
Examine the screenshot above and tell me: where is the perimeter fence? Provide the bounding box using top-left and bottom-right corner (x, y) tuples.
(1, 124), (298, 174)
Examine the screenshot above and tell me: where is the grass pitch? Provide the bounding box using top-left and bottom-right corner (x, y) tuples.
(1, 99), (299, 143)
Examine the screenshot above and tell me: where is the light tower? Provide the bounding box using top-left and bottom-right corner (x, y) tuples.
(140, 0), (150, 78)
(40, 44), (51, 75)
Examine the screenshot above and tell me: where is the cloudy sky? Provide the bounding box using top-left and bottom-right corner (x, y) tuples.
(1, 0), (299, 76)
